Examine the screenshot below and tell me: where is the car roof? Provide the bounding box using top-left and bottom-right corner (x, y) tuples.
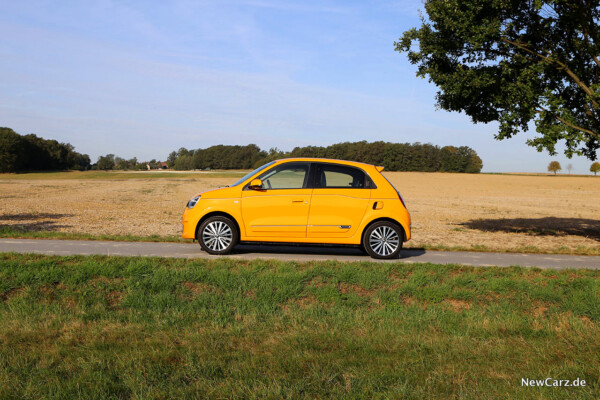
(273, 157), (376, 169)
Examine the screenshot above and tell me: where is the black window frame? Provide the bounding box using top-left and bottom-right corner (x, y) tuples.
(243, 161), (312, 190)
(308, 162), (376, 189)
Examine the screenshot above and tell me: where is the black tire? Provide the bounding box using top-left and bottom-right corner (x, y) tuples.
(362, 221), (403, 259)
(197, 216), (239, 255)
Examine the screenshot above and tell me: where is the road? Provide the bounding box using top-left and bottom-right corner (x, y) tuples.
(0, 238), (599, 269)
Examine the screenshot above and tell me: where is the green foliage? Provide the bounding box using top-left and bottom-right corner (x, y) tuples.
(290, 141), (483, 172)
(190, 144), (266, 170)
(168, 141), (483, 173)
(396, 0), (600, 160)
(0, 127), (90, 172)
(96, 154), (115, 170)
(591, 162), (600, 175)
(548, 161), (562, 175)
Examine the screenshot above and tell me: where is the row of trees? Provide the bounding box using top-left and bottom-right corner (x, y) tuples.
(548, 161), (600, 175)
(0, 127), (90, 173)
(167, 141), (483, 173)
(166, 144), (266, 171)
(1, 127), (483, 173)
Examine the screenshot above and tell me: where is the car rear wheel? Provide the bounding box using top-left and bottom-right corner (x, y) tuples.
(198, 216), (239, 255)
(363, 221), (403, 259)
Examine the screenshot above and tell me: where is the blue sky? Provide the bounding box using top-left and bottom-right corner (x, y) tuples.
(0, 0), (595, 173)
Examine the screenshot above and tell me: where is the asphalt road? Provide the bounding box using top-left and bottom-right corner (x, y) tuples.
(0, 238), (599, 269)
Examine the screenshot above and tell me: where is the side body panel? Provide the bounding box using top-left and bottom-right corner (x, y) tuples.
(307, 189), (370, 238)
(241, 189), (312, 237)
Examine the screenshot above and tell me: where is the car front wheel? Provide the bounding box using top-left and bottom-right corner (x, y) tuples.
(198, 216), (239, 255)
(363, 221), (403, 259)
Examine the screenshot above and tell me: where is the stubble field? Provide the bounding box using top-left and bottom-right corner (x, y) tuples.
(1, 170), (599, 255)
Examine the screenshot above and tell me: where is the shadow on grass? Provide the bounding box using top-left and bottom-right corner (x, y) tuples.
(459, 217), (600, 241)
(0, 213), (72, 232)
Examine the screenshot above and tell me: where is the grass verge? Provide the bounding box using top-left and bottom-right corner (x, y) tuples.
(0, 226), (186, 242)
(0, 253), (599, 399)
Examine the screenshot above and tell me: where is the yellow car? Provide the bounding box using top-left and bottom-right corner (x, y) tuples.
(182, 158), (411, 259)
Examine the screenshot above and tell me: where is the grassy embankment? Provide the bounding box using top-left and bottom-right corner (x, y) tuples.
(0, 253), (598, 399)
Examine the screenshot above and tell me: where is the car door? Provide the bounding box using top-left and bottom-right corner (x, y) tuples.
(241, 162), (312, 238)
(307, 163), (371, 238)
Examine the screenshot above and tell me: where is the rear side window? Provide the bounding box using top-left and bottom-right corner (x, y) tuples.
(315, 164), (367, 188)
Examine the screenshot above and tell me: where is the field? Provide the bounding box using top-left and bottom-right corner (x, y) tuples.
(0, 170), (599, 254)
(0, 253), (599, 399)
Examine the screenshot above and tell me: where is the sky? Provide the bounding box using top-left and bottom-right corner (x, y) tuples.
(0, 0), (595, 173)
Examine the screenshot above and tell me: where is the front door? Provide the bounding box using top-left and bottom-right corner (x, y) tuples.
(307, 163), (371, 238)
(241, 162), (312, 238)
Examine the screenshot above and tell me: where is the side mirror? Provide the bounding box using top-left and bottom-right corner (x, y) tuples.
(249, 178), (263, 190)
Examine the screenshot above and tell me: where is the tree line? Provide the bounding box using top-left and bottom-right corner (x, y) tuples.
(0, 127), (90, 172)
(548, 161), (600, 176)
(167, 141), (484, 173)
(0, 127), (484, 173)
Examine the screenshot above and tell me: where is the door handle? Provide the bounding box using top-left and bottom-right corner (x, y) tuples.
(291, 199), (304, 203)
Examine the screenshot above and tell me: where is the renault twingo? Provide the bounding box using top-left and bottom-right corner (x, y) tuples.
(182, 158), (411, 259)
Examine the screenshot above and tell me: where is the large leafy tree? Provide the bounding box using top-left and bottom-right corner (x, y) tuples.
(396, 0), (600, 160)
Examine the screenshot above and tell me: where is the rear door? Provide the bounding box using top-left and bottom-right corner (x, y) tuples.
(307, 163), (371, 238)
(241, 162), (312, 238)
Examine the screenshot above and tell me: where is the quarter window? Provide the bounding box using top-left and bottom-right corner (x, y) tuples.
(258, 163), (309, 189)
(316, 164), (366, 188)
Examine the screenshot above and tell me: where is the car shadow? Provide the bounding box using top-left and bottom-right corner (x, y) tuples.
(233, 244), (367, 256)
(232, 244), (427, 259)
(458, 217), (600, 241)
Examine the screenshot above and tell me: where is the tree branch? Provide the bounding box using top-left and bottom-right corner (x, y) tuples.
(502, 37), (599, 109)
(536, 107), (600, 138)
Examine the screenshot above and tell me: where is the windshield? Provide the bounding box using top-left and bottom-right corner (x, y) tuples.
(230, 161), (276, 187)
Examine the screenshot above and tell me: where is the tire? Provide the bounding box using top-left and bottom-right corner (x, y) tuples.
(362, 221), (403, 259)
(197, 216), (239, 255)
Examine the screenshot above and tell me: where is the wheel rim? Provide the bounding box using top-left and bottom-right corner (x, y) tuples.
(369, 225), (400, 256)
(202, 221), (233, 252)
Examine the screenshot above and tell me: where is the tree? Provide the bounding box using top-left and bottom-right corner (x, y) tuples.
(166, 151), (177, 168)
(97, 154), (115, 171)
(566, 163), (573, 174)
(396, 0), (600, 160)
(0, 128), (28, 172)
(591, 162), (600, 175)
(548, 161), (562, 175)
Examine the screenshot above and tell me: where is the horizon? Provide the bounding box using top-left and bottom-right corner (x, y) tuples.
(1, 0), (596, 173)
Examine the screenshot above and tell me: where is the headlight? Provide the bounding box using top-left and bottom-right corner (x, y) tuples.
(187, 195), (201, 209)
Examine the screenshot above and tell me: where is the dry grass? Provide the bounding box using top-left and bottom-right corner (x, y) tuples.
(0, 171), (599, 254)
(385, 172), (600, 254)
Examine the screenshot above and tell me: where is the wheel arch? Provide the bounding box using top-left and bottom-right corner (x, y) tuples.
(360, 217), (407, 246)
(195, 211), (241, 241)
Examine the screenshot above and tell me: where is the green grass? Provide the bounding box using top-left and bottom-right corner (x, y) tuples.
(0, 170), (247, 180)
(414, 242), (600, 256)
(0, 226), (186, 242)
(0, 254), (599, 399)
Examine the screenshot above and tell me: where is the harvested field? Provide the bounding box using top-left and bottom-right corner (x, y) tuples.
(0, 171), (599, 254)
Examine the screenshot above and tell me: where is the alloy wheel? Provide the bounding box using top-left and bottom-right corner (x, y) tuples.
(369, 225), (400, 257)
(202, 221), (233, 252)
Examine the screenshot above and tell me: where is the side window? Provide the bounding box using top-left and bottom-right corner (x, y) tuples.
(317, 164), (366, 188)
(258, 163), (309, 189)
